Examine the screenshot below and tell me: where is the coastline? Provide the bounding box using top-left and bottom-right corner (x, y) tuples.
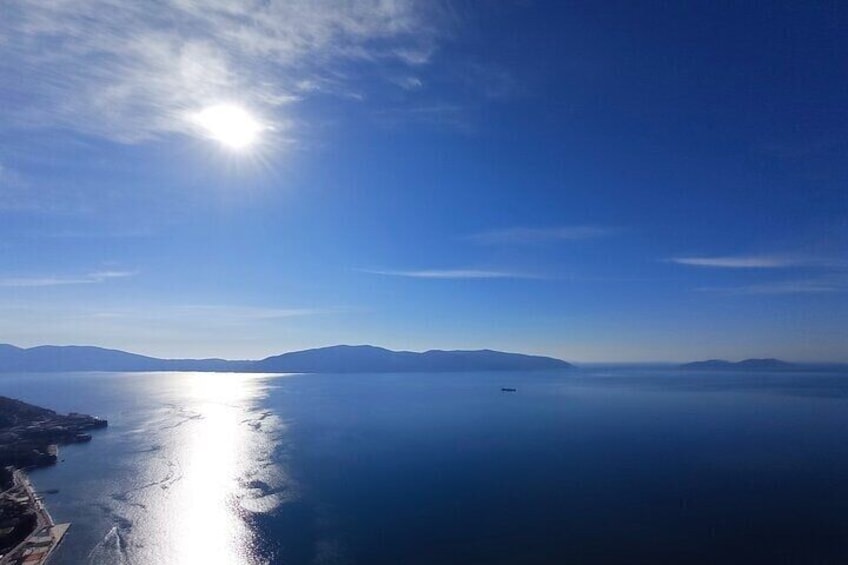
(0, 468), (69, 565)
(0, 396), (108, 563)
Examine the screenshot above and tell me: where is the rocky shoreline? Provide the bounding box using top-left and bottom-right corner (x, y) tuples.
(0, 396), (107, 563)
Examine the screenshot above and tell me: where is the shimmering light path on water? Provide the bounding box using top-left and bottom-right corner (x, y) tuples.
(1, 371), (287, 565)
(4, 368), (848, 564)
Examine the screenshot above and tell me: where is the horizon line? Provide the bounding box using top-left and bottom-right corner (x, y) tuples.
(2, 341), (846, 366)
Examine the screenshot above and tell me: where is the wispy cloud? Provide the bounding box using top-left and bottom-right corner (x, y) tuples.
(669, 254), (847, 269)
(363, 269), (541, 280)
(697, 275), (848, 295)
(670, 255), (804, 268)
(390, 75), (424, 91)
(25, 228), (155, 239)
(0, 300), (348, 359)
(1, 1), (446, 142)
(90, 304), (335, 321)
(170, 305), (335, 320)
(0, 270), (135, 288)
(468, 226), (617, 245)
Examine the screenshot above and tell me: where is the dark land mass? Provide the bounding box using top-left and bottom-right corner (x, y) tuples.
(0, 396), (107, 556)
(0, 344), (571, 374)
(255, 345), (571, 373)
(680, 358), (798, 371)
(0, 344), (247, 373)
(0, 396), (107, 470)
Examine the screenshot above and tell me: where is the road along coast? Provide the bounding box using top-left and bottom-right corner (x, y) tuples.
(0, 397), (108, 564)
(0, 470), (70, 564)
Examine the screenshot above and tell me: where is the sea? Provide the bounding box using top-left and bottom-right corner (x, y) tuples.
(2, 367), (848, 564)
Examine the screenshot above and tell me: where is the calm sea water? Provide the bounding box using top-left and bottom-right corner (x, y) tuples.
(2, 368), (848, 564)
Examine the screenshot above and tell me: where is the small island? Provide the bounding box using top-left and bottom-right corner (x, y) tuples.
(680, 358), (797, 371)
(0, 396), (107, 564)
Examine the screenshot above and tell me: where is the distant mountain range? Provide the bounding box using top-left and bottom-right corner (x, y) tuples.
(680, 358), (797, 371)
(0, 344), (572, 374)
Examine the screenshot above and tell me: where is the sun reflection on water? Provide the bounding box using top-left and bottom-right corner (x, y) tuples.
(146, 373), (283, 565)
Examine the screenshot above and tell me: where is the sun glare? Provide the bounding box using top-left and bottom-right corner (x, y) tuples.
(193, 104), (263, 150)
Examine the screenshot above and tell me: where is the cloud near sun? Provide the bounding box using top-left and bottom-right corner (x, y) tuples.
(0, 0), (443, 144)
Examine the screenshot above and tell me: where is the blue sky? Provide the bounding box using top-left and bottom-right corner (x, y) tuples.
(1, 1), (846, 362)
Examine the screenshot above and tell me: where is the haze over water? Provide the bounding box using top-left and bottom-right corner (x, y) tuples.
(4, 368), (848, 564)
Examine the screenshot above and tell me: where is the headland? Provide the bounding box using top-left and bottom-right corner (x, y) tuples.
(0, 397), (107, 564)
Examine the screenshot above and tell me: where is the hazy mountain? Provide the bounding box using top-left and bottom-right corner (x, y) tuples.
(0, 344), (571, 374)
(680, 358), (797, 371)
(0, 344), (249, 373)
(254, 345), (572, 373)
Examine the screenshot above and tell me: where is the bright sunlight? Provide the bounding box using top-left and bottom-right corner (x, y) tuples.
(192, 104), (263, 150)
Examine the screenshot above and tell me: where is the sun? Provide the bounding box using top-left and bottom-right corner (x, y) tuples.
(192, 104), (263, 150)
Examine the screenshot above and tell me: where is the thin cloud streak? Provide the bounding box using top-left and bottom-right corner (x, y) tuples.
(697, 276), (848, 295)
(670, 256), (802, 268)
(171, 305), (338, 320)
(670, 254), (847, 269)
(469, 226), (617, 245)
(90, 304), (338, 321)
(363, 269), (542, 280)
(0, 270), (136, 287)
(23, 228), (155, 239)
